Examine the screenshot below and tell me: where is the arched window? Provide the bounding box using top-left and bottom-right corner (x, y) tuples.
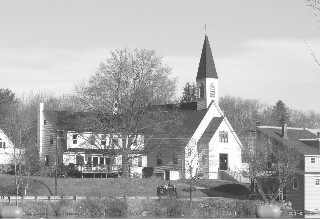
(210, 83), (215, 98)
(199, 82), (205, 98)
(157, 152), (162, 166)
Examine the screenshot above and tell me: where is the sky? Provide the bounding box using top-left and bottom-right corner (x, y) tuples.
(0, 0), (320, 112)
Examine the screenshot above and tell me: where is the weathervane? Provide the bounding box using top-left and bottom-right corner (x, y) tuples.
(204, 24), (207, 36)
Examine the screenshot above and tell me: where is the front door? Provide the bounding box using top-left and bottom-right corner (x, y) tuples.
(219, 154), (228, 170)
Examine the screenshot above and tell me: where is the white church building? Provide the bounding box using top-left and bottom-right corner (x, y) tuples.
(146, 35), (245, 181)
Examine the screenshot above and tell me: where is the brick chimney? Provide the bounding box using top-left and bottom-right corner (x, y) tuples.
(282, 124), (288, 139)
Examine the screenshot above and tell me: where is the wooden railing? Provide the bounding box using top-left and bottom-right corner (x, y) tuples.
(71, 164), (121, 172)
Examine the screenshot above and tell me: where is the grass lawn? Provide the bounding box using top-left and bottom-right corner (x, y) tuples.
(0, 174), (207, 198)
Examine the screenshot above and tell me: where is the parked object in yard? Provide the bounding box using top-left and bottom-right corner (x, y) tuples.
(0, 205), (23, 218)
(157, 182), (177, 198)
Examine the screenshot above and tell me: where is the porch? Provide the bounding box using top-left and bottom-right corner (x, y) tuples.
(68, 164), (122, 178)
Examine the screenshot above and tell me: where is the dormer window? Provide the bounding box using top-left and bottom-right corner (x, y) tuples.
(73, 134), (78, 144)
(210, 83), (215, 98)
(89, 135), (96, 145)
(101, 135), (106, 146)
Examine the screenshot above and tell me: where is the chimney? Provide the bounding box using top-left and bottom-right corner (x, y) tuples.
(282, 124), (288, 139)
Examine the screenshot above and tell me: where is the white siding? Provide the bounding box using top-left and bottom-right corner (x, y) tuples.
(208, 120), (242, 179)
(305, 156), (320, 172)
(304, 174), (320, 211)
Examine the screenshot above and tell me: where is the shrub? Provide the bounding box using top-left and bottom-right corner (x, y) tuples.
(142, 167), (154, 178)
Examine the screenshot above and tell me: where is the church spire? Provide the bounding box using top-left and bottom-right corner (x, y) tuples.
(196, 35), (219, 110)
(196, 36), (218, 80)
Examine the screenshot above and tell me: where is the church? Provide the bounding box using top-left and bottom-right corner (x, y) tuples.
(33, 35), (245, 181)
(145, 35), (245, 181)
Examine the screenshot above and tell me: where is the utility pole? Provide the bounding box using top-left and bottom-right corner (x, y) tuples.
(54, 129), (64, 196)
(55, 130), (58, 196)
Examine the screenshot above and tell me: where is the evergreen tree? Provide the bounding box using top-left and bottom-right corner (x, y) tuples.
(271, 100), (290, 126)
(181, 82), (197, 103)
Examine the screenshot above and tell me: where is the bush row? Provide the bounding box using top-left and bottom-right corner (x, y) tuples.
(0, 198), (293, 217)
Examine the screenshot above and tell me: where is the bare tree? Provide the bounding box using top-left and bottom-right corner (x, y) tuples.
(182, 138), (208, 206)
(242, 130), (303, 202)
(67, 48), (177, 177)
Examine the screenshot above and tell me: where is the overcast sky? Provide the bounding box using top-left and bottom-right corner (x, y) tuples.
(1, 0), (320, 112)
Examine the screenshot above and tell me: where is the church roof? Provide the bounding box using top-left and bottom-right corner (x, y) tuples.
(196, 35), (218, 80)
(199, 117), (224, 144)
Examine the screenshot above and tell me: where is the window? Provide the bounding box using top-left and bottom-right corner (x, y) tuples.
(112, 139), (118, 147)
(45, 155), (49, 166)
(73, 134), (77, 144)
(57, 130), (64, 138)
(100, 157), (104, 165)
(315, 178), (320, 187)
(219, 131), (228, 143)
(0, 138), (5, 149)
(44, 120), (47, 125)
(210, 83), (215, 98)
(50, 135), (54, 145)
(122, 139), (126, 148)
(311, 157), (316, 164)
(138, 157), (142, 167)
(157, 153), (162, 166)
(199, 82), (205, 98)
(89, 135), (95, 145)
(293, 177), (298, 189)
(87, 156), (92, 166)
(101, 135), (106, 146)
(267, 161), (272, 169)
(173, 154), (178, 164)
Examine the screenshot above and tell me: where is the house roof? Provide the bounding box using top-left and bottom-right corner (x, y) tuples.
(44, 102), (218, 154)
(257, 126), (320, 155)
(196, 35), (218, 80)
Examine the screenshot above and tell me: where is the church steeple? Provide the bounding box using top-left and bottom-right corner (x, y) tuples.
(196, 35), (219, 110)
(196, 36), (218, 80)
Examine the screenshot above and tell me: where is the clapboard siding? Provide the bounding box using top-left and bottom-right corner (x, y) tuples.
(304, 156), (320, 172)
(304, 174), (320, 210)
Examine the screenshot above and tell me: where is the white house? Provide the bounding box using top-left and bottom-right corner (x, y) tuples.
(0, 129), (17, 166)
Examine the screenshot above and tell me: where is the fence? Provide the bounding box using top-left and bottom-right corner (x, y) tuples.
(0, 195), (223, 203)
